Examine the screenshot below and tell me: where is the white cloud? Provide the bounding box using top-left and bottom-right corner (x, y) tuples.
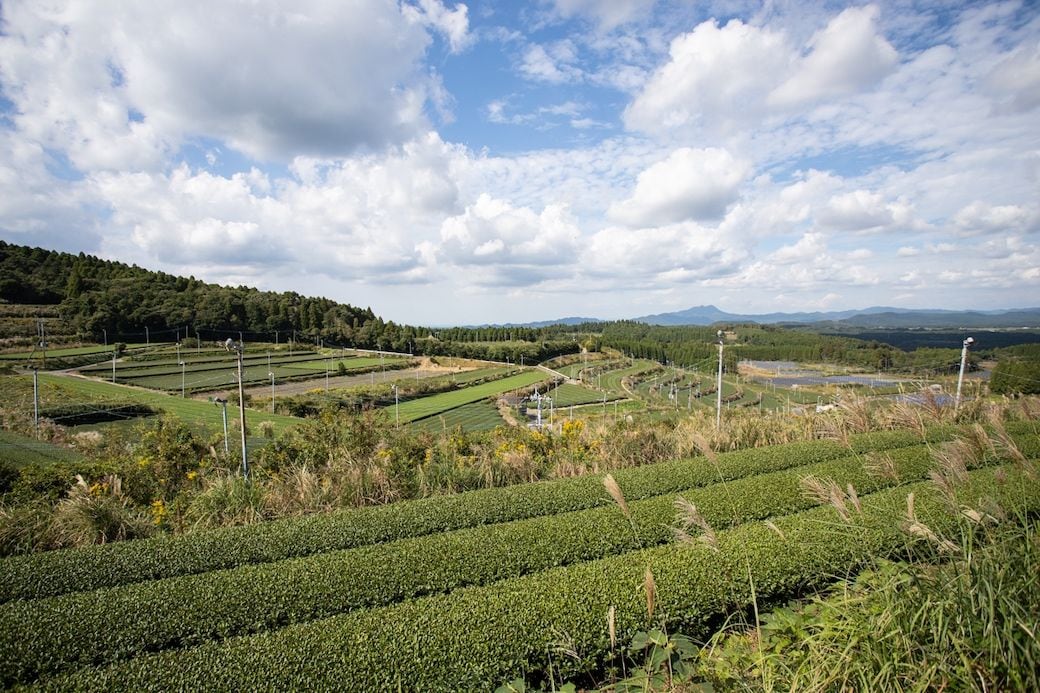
(817, 190), (895, 232)
(769, 5), (898, 107)
(519, 42), (584, 83)
(953, 201), (1039, 235)
(93, 133), (463, 282)
(0, 0), (444, 166)
(623, 18), (790, 134)
(437, 194), (581, 285)
(582, 221), (746, 282)
(0, 130), (100, 250)
(402, 0), (472, 53)
(609, 147), (749, 226)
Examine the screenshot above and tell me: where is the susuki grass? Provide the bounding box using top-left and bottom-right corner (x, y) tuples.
(691, 423), (1040, 693)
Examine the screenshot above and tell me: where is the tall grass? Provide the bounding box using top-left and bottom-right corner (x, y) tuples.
(691, 423), (1040, 692)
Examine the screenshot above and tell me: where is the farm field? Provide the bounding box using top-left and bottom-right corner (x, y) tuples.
(32, 373), (302, 435)
(389, 369), (549, 423)
(76, 348), (410, 394)
(0, 344), (142, 360)
(538, 382), (622, 407)
(2, 422), (1037, 689)
(408, 400), (505, 432)
(0, 429), (83, 467)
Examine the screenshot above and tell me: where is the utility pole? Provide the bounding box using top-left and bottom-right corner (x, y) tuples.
(716, 330), (724, 430)
(392, 384), (399, 425)
(955, 336), (975, 411)
(225, 338), (249, 479)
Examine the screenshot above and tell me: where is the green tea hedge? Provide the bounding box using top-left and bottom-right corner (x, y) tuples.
(32, 464), (1040, 691)
(0, 426), (964, 602)
(6, 433), (1039, 686)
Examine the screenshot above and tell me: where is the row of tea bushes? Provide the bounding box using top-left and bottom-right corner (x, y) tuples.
(0, 426), (963, 602)
(7, 433), (1038, 686)
(35, 465), (1039, 691)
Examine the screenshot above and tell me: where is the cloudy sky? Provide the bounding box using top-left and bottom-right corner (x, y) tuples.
(1, 1), (1038, 325)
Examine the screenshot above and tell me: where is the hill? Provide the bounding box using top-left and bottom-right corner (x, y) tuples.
(633, 304), (1040, 329)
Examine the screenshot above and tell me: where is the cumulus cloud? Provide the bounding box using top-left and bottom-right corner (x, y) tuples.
(581, 222), (746, 282)
(769, 5), (898, 107)
(609, 147), (749, 226)
(953, 201), (1039, 236)
(402, 0), (472, 53)
(0, 130), (101, 250)
(437, 194), (581, 285)
(623, 18), (790, 133)
(93, 133), (463, 282)
(0, 0), (446, 166)
(519, 42), (584, 83)
(817, 190), (895, 232)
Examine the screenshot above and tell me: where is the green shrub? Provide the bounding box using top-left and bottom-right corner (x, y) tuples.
(32, 465), (1040, 691)
(4, 435), (1038, 686)
(0, 426), (958, 602)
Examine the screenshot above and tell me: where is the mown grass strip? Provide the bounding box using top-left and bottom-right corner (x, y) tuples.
(0, 426), (962, 603)
(6, 435), (1038, 685)
(30, 465), (1040, 692)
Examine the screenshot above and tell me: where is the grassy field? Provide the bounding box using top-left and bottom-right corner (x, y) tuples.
(390, 370), (549, 423)
(75, 349), (407, 394)
(0, 343), (165, 360)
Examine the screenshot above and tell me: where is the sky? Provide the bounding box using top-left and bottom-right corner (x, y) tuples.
(0, 0), (1038, 326)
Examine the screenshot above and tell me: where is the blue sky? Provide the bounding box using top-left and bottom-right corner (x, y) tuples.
(0, 0), (1038, 325)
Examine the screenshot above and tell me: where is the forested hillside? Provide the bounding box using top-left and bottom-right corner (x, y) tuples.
(0, 241), (983, 372)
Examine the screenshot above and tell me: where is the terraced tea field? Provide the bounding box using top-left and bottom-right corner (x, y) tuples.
(408, 400), (505, 432)
(389, 369), (549, 423)
(2, 422), (1037, 690)
(0, 429), (83, 467)
(34, 373), (301, 435)
(75, 349), (412, 394)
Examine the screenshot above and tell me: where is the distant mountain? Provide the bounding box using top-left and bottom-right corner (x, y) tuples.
(477, 317), (602, 328)
(633, 305), (1040, 329)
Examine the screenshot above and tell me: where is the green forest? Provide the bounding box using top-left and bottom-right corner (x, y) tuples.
(3, 241), (1034, 380)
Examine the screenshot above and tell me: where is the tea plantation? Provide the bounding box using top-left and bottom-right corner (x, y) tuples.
(2, 422), (1038, 690)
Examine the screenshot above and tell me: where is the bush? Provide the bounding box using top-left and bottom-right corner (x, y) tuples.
(32, 466), (1040, 691)
(0, 425), (957, 602)
(5, 433), (1039, 685)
